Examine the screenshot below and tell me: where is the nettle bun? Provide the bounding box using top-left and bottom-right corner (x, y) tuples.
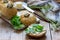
(0, 1), (17, 19)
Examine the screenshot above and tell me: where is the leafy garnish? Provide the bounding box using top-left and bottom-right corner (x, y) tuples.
(29, 3), (53, 14)
(25, 24), (43, 34)
(10, 16), (25, 30)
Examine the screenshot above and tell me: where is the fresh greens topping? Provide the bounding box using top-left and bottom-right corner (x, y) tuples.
(25, 24), (43, 34)
(10, 16), (25, 30)
(29, 3), (53, 14)
(41, 4), (53, 14)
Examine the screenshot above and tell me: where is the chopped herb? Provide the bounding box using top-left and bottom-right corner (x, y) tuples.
(10, 16), (25, 30)
(25, 24), (43, 34)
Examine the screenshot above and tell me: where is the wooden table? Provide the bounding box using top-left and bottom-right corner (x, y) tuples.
(0, 18), (60, 40)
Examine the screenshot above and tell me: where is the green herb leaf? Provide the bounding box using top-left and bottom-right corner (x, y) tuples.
(25, 24), (43, 34)
(10, 16), (25, 30)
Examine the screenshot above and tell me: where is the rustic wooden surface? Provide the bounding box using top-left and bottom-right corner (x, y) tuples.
(0, 19), (49, 40)
(0, 18), (60, 40)
(0, 19), (51, 40)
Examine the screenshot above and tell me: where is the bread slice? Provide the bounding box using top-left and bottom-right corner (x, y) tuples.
(0, 1), (17, 19)
(55, 0), (60, 3)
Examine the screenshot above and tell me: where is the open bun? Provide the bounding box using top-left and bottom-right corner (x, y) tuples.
(0, 1), (17, 19)
(55, 0), (60, 3)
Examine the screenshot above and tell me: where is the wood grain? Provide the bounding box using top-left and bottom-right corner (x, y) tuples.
(0, 19), (52, 40)
(50, 24), (60, 40)
(0, 19), (11, 40)
(1, 19), (60, 40)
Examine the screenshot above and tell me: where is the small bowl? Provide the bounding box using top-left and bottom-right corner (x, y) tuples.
(26, 30), (46, 38)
